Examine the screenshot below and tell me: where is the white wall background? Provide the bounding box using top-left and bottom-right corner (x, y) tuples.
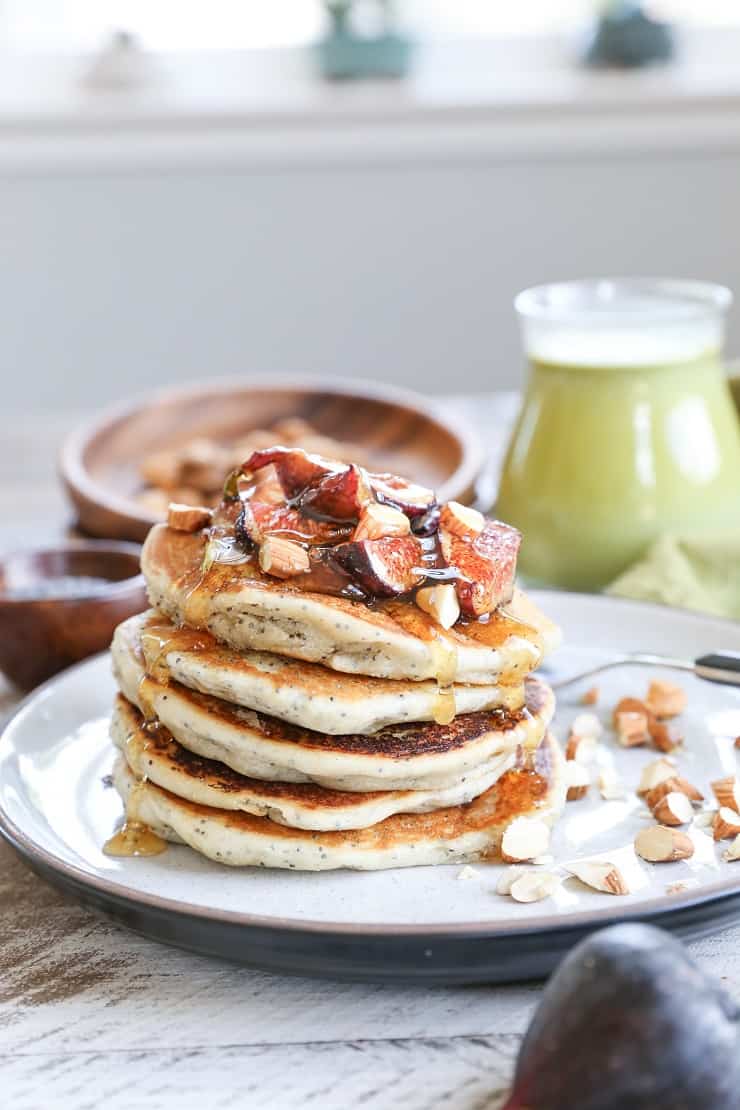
(2, 84), (740, 411)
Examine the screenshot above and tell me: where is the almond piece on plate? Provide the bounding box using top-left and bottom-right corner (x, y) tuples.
(354, 502), (410, 542)
(571, 712), (603, 741)
(564, 761), (591, 801)
(414, 583), (460, 630)
(501, 817), (551, 863)
(634, 825), (695, 863)
(711, 776), (740, 812)
(567, 860), (630, 896)
(723, 834), (740, 862)
(637, 757), (677, 797)
(438, 501), (485, 538)
(509, 871), (561, 904)
(645, 679), (687, 719)
(580, 686), (600, 706)
(456, 865), (480, 881)
(167, 502), (213, 532)
(612, 696), (651, 727)
(645, 776), (704, 809)
(713, 807), (740, 841)
(258, 536), (310, 578)
(735, 736), (740, 750)
(496, 866), (527, 895)
(650, 719), (683, 753)
(565, 733), (598, 763)
(616, 710), (650, 748)
(598, 768), (626, 801)
(651, 791), (694, 827)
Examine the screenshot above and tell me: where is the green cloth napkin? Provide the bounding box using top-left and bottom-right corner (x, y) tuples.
(606, 534), (740, 620)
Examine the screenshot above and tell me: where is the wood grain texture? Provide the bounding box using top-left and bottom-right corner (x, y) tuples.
(4, 394), (740, 1110)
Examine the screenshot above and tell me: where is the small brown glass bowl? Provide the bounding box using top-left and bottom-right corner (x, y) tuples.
(0, 541), (147, 692)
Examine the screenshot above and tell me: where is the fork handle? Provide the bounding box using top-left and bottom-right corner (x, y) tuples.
(695, 652), (740, 686)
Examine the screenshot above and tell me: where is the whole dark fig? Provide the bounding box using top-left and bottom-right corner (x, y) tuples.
(502, 923), (740, 1110)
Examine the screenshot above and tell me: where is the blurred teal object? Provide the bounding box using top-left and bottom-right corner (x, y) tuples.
(317, 0), (412, 80)
(584, 1), (674, 68)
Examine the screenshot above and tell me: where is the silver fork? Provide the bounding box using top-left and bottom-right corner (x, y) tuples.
(550, 651), (740, 692)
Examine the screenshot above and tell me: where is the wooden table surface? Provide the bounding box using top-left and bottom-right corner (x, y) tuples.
(3, 397), (740, 1110)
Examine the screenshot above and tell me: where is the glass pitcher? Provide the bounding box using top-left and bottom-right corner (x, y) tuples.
(496, 278), (740, 591)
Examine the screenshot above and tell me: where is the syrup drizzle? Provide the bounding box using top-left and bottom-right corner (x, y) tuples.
(103, 820), (168, 858)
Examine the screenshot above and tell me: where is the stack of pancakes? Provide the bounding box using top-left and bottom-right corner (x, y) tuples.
(108, 456), (565, 871)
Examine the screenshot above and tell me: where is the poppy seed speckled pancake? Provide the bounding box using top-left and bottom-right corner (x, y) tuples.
(112, 696), (520, 832)
(141, 524), (560, 684)
(112, 729), (565, 871)
(112, 618), (553, 792)
(112, 611), (525, 738)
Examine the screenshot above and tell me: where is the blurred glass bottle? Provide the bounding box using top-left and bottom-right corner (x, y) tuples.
(496, 279), (740, 591)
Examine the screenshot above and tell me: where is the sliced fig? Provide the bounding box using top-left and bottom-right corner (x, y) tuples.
(439, 519), (520, 616)
(370, 473), (436, 518)
(332, 535), (424, 597)
(236, 501), (350, 547)
(242, 447), (342, 500)
(502, 923), (740, 1110)
(299, 464), (372, 523)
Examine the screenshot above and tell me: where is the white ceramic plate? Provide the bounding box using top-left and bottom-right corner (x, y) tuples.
(2, 591), (740, 984)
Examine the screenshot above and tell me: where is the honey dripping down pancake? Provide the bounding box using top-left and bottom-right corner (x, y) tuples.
(107, 445), (563, 868)
(112, 613), (554, 792)
(110, 695), (534, 832)
(118, 610), (524, 738)
(111, 730), (566, 871)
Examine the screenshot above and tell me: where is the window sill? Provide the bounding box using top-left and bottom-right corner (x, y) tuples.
(2, 30), (740, 172)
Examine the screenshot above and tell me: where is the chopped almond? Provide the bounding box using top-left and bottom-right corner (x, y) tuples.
(723, 834), (740, 862)
(258, 536), (310, 578)
(711, 776), (740, 812)
(509, 871), (561, 904)
(565, 733), (598, 763)
(713, 807), (740, 841)
(616, 710), (650, 748)
(651, 791), (693, 827)
(612, 696), (651, 727)
(580, 685), (600, 706)
(567, 860), (629, 896)
(501, 817), (551, 863)
(598, 768), (626, 801)
(645, 775), (703, 809)
(438, 501), (485, 538)
(645, 679), (687, 719)
(650, 719), (682, 753)
(414, 584), (460, 630)
(735, 736), (740, 750)
(634, 825), (694, 863)
(637, 757), (677, 797)
(564, 761), (590, 802)
(496, 866), (526, 895)
(354, 502), (410, 542)
(570, 713), (603, 741)
(167, 502), (213, 532)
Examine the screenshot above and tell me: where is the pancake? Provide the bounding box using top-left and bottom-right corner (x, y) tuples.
(112, 696), (519, 832)
(113, 618), (554, 792)
(113, 611), (524, 738)
(112, 729), (565, 871)
(141, 524), (561, 684)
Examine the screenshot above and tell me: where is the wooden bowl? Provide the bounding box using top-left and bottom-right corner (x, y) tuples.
(60, 378), (484, 542)
(0, 542), (146, 691)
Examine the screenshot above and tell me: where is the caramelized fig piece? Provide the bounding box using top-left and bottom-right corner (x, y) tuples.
(332, 535), (424, 597)
(370, 473), (436, 519)
(236, 501), (351, 547)
(439, 519), (520, 616)
(502, 923), (740, 1110)
(300, 464), (372, 523)
(242, 446), (341, 499)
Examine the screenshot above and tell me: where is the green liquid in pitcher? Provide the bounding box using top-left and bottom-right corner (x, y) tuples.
(496, 349), (740, 591)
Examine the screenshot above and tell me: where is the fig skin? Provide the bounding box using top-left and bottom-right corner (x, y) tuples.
(299, 464), (372, 523)
(235, 501), (350, 547)
(332, 535), (424, 597)
(502, 923), (740, 1110)
(439, 520), (520, 616)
